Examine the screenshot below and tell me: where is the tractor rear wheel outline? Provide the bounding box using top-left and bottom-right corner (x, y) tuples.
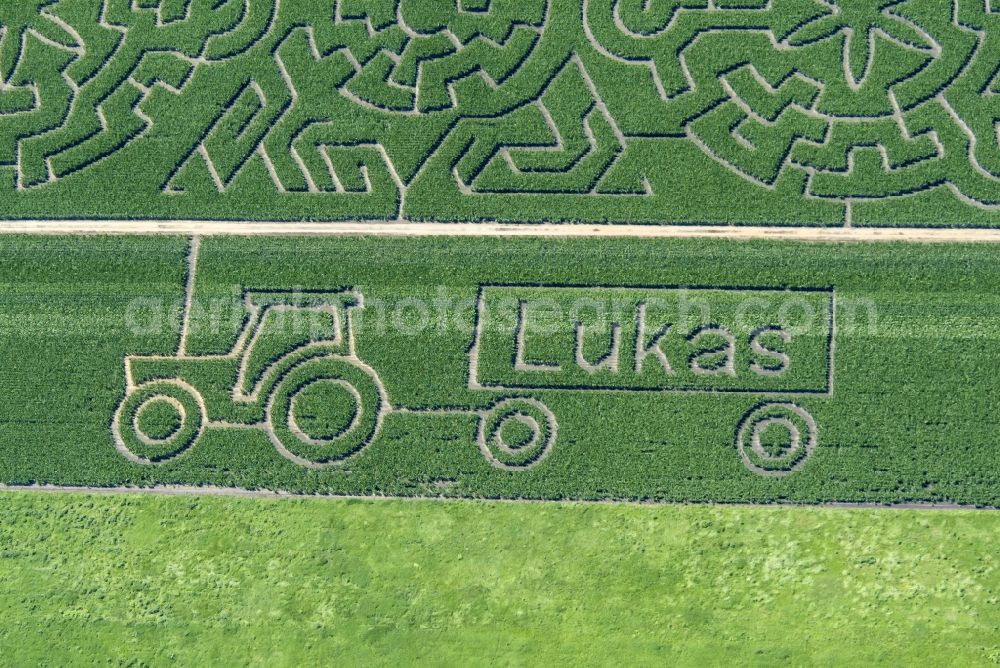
(112, 380), (206, 465)
(266, 355), (386, 468)
(478, 398), (557, 470)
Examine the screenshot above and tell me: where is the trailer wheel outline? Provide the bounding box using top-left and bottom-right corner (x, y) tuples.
(477, 397), (558, 471)
(735, 402), (817, 477)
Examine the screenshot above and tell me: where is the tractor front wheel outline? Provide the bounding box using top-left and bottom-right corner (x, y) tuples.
(112, 380), (206, 465)
(266, 356), (386, 468)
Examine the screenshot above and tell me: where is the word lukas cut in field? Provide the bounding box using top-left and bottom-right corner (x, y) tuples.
(472, 286), (834, 393)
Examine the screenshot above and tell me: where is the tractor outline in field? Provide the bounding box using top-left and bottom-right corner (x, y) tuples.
(114, 241), (831, 477)
(113, 242), (557, 471)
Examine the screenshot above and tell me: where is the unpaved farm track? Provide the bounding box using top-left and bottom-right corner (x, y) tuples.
(5, 221), (1000, 243)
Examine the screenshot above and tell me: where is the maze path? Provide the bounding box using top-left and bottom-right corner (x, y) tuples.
(3, 0), (1000, 224)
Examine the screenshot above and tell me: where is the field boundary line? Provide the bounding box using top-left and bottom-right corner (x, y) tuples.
(0, 484), (994, 512)
(4, 221), (1000, 243)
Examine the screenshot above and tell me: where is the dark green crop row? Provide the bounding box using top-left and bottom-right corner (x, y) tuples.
(1, 234), (999, 504)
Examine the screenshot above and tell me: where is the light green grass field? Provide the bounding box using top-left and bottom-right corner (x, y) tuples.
(1, 491), (998, 666)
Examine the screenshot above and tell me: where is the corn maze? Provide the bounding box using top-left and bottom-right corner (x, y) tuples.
(5, 0), (1000, 223)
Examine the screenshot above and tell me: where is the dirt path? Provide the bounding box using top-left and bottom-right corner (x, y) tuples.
(4, 220), (1000, 243)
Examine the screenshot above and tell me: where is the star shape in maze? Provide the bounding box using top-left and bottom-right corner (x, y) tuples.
(786, 0), (934, 90)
